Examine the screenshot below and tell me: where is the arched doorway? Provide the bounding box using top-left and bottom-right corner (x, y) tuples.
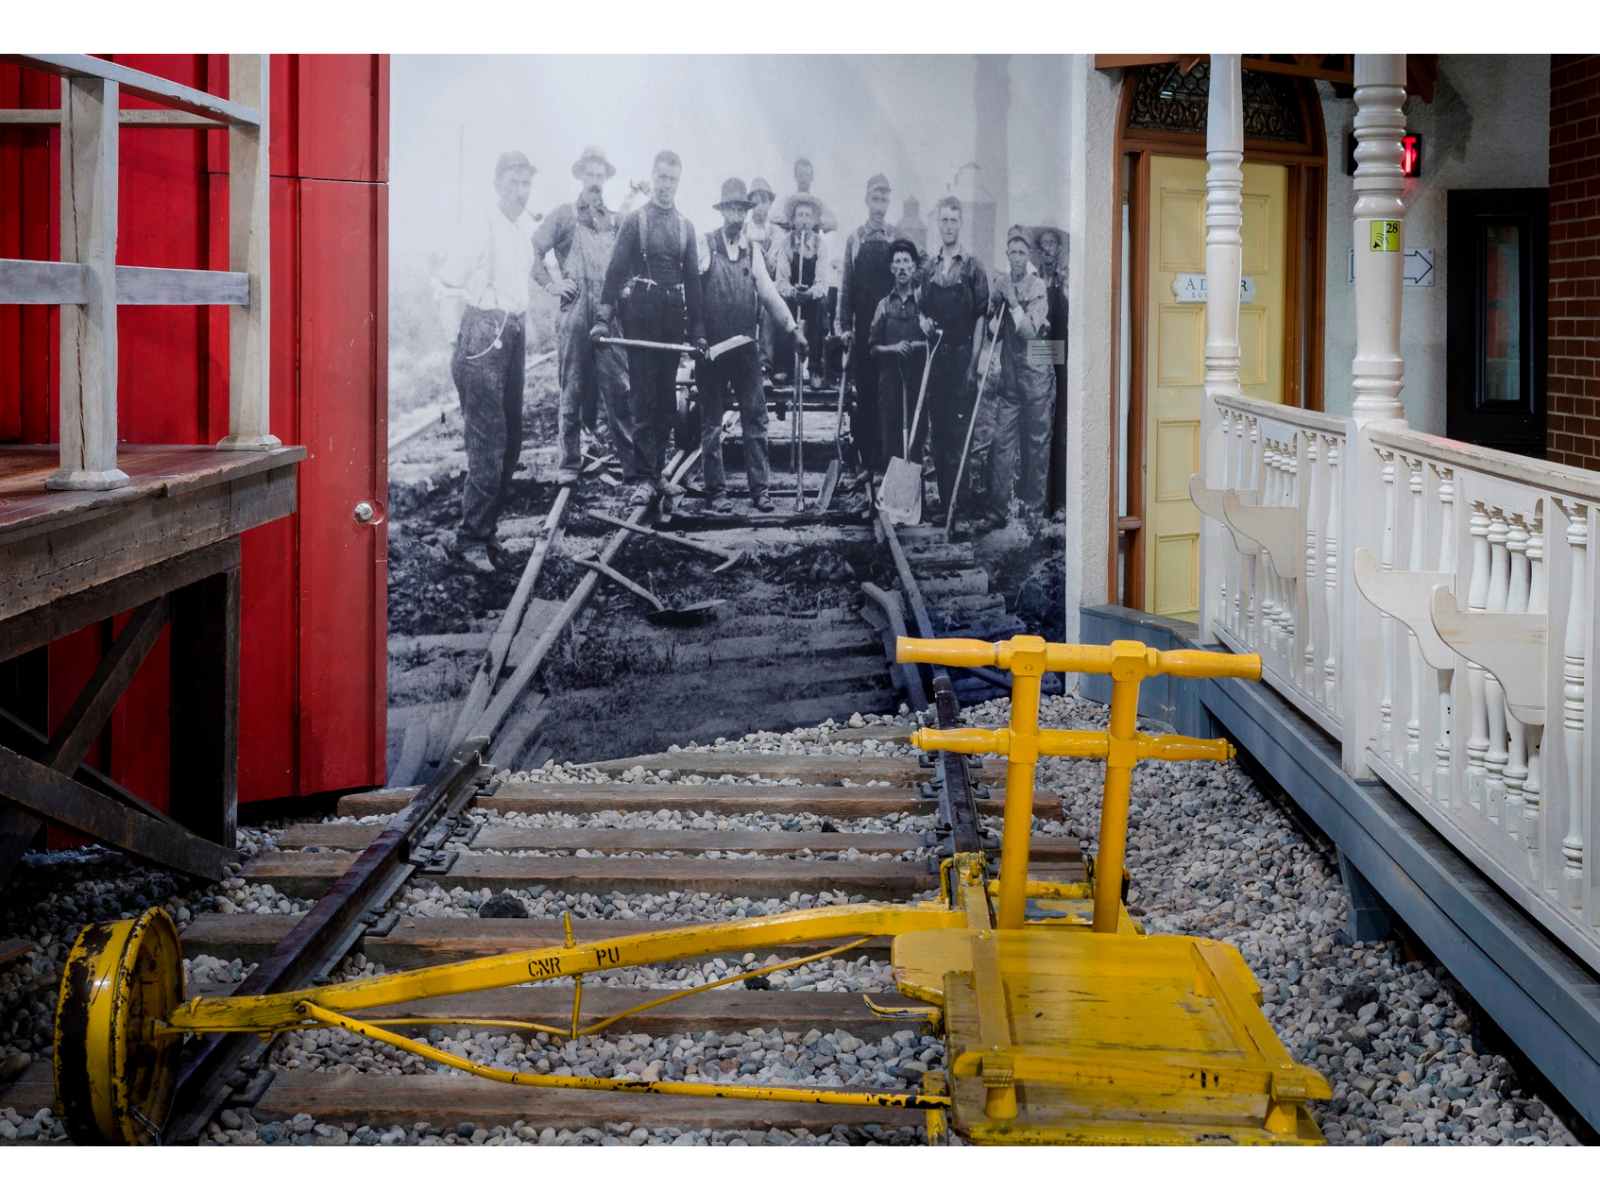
(1109, 61), (1328, 619)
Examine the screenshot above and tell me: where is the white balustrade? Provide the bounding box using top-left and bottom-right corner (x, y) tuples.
(1201, 416), (1600, 969)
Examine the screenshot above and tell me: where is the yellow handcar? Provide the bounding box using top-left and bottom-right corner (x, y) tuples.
(54, 636), (1329, 1145)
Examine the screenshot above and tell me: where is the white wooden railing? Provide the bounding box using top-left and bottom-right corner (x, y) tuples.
(1197, 407), (1600, 972)
(1185, 54), (1600, 973)
(0, 54), (276, 490)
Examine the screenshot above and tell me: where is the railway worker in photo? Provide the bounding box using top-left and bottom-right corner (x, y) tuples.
(979, 225), (1055, 531)
(917, 195), (989, 524)
(532, 145), (632, 488)
(868, 238), (934, 468)
(772, 194), (834, 389)
(775, 156), (839, 234)
(435, 149), (538, 575)
(742, 176), (782, 381)
(594, 150), (706, 511)
(699, 178), (807, 514)
(1037, 225), (1070, 515)
(837, 173), (901, 478)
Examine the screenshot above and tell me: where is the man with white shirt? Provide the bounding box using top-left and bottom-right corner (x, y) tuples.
(981, 225), (1055, 528)
(699, 178), (805, 513)
(771, 194), (834, 388)
(436, 150), (538, 574)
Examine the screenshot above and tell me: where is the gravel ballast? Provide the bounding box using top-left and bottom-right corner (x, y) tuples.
(0, 694), (1584, 1145)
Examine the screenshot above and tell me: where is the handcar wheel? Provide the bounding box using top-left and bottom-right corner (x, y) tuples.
(54, 907), (184, 1145)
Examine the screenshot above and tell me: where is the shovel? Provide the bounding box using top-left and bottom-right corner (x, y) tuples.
(573, 556), (725, 626)
(595, 334), (753, 362)
(817, 342), (848, 512)
(877, 331), (939, 526)
(944, 311), (1003, 537)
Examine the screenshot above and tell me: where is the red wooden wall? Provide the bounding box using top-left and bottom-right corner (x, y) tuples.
(0, 54), (389, 807)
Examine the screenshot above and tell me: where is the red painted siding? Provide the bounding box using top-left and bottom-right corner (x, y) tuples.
(1548, 55), (1600, 471)
(0, 54), (388, 810)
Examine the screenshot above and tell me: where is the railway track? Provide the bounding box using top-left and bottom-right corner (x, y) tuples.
(6, 493), (1079, 1144)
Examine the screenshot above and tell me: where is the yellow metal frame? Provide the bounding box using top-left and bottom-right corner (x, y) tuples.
(56, 635), (1333, 1146)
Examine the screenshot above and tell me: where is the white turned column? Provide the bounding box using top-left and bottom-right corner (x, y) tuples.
(1561, 504), (1588, 910)
(1323, 437), (1341, 710)
(1198, 53), (1244, 637)
(1339, 53), (1410, 778)
(49, 75), (127, 492)
(1503, 519), (1531, 837)
(1303, 436), (1320, 693)
(1483, 510), (1512, 821)
(1378, 451), (1398, 754)
(219, 54), (279, 451)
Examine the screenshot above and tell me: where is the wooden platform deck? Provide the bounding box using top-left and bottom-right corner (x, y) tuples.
(0, 443), (303, 885)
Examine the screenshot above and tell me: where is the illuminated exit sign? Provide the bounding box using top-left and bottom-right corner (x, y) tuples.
(1345, 133), (1421, 178)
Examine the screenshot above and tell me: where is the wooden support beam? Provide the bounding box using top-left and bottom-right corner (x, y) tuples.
(0, 597), (172, 885)
(0, 108), (225, 128)
(0, 260), (250, 306)
(0, 55), (261, 127)
(0, 705), (168, 822)
(44, 597), (170, 774)
(168, 567), (240, 848)
(0, 537), (239, 661)
(51, 73), (125, 491)
(219, 54), (276, 451)
(0, 742), (233, 880)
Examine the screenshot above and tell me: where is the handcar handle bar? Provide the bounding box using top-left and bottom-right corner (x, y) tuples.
(895, 636), (1261, 683)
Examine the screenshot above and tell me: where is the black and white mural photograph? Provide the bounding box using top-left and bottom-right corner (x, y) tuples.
(387, 54), (1076, 777)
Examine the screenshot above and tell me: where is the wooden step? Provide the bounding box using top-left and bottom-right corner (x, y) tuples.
(250, 1071), (924, 1133)
(181, 915), (897, 971)
(245, 852), (937, 901)
(338, 783), (1061, 821)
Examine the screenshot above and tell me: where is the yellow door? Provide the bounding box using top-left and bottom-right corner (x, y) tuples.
(1143, 154), (1288, 621)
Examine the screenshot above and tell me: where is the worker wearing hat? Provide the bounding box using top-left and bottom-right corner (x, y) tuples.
(436, 149), (538, 574)
(771, 193), (835, 388)
(698, 178), (807, 513)
(533, 145), (632, 488)
(918, 195), (989, 525)
(595, 149), (707, 511)
(838, 173), (902, 475)
(742, 177), (782, 379)
(774, 157), (839, 234)
(978, 224), (1055, 530)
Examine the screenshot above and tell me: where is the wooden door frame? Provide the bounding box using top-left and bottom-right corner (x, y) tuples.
(1107, 68), (1328, 610)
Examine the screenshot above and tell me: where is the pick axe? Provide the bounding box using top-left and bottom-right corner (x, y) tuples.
(595, 334), (753, 361)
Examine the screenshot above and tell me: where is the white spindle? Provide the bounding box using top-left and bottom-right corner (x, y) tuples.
(1525, 518), (1545, 875)
(1562, 504), (1588, 910)
(1465, 506), (1492, 811)
(1433, 468), (1456, 803)
(1404, 457), (1425, 777)
(1501, 518), (1531, 840)
(1324, 437), (1341, 710)
(1379, 451), (1398, 755)
(1483, 510), (1512, 823)
(1304, 436), (1320, 693)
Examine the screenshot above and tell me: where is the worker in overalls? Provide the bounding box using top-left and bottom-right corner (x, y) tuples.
(533, 145), (631, 486)
(917, 196), (989, 524)
(743, 177), (781, 382)
(1037, 226), (1069, 515)
(698, 178), (806, 514)
(837, 174), (900, 477)
(436, 149), (537, 574)
(594, 150), (706, 510)
(772, 194), (833, 388)
(981, 226), (1055, 530)
(867, 238), (934, 464)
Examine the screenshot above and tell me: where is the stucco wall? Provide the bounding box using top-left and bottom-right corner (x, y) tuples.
(1320, 55), (1550, 432)
(1064, 56), (1118, 639)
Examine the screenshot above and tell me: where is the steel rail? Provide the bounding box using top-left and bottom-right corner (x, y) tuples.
(162, 737), (491, 1143)
(873, 511), (986, 857)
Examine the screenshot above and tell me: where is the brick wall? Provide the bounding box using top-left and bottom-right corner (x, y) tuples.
(1549, 55), (1600, 470)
